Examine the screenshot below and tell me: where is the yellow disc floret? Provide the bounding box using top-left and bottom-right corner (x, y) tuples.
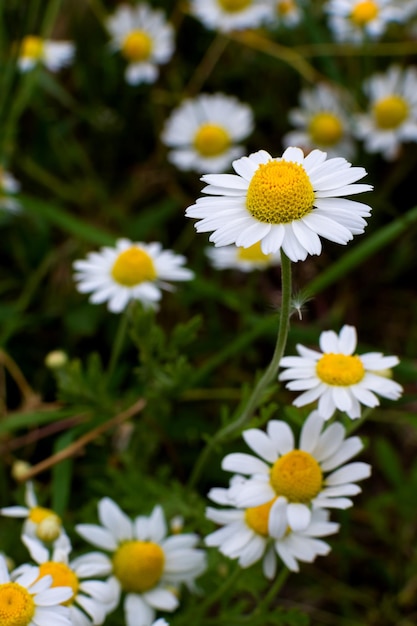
(218, 0), (252, 12)
(245, 498), (276, 536)
(111, 247), (157, 287)
(121, 31), (153, 62)
(113, 540), (165, 593)
(0, 582), (35, 626)
(246, 160), (315, 224)
(193, 123), (231, 157)
(373, 95), (409, 130)
(308, 112), (344, 146)
(350, 0), (379, 26)
(237, 241), (272, 263)
(28, 507), (62, 542)
(270, 450), (323, 502)
(277, 0), (296, 16)
(20, 35), (44, 60)
(38, 562), (78, 605)
(316, 353), (365, 386)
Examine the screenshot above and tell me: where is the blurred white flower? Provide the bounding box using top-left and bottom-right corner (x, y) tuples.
(161, 93), (254, 173)
(189, 0), (274, 32)
(18, 35), (74, 72)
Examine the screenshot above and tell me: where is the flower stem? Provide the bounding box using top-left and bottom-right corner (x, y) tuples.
(188, 251), (292, 489)
(252, 567), (290, 615)
(105, 305), (132, 384)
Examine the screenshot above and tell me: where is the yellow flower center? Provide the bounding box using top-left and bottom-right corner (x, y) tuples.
(236, 241), (272, 263)
(38, 562), (78, 606)
(20, 35), (44, 60)
(111, 247), (157, 287)
(112, 540), (165, 593)
(28, 507), (62, 542)
(373, 95), (409, 130)
(316, 353), (365, 385)
(277, 0), (295, 16)
(308, 112), (344, 147)
(218, 0), (252, 12)
(121, 31), (153, 62)
(245, 498), (276, 536)
(350, 0), (379, 26)
(0, 582), (35, 626)
(270, 450), (323, 502)
(193, 123), (231, 157)
(246, 160), (315, 224)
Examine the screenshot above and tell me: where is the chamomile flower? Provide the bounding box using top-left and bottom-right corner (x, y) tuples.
(17, 533), (119, 626)
(267, 0), (303, 28)
(0, 481), (63, 542)
(325, 0), (400, 43)
(0, 554), (72, 626)
(189, 0), (274, 33)
(353, 65), (417, 160)
(106, 4), (174, 85)
(161, 93), (254, 174)
(0, 168), (21, 213)
(221, 411), (371, 531)
(284, 83), (356, 158)
(76, 498), (207, 626)
(206, 241), (281, 271)
(206, 482), (339, 575)
(279, 325), (403, 419)
(73, 239), (194, 314)
(17, 35), (74, 72)
(185, 147), (372, 262)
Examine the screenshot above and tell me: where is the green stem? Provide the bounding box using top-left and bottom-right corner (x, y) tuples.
(188, 251), (292, 489)
(193, 566), (241, 619)
(105, 306), (132, 384)
(252, 567), (290, 615)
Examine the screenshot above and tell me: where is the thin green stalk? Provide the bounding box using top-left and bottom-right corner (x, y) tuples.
(188, 251), (292, 489)
(105, 306), (132, 384)
(190, 566), (241, 620)
(251, 567), (290, 616)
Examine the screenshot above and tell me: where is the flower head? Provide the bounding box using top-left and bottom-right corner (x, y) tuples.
(17, 533), (118, 626)
(76, 498), (206, 626)
(206, 481), (339, 574)
(206, 241), (281, 271)
(106, 3), (174, 85)
(186, 147), (372, 262)
(0, 554), (72, 626)
(353, 65), (417, 160)
(220, 411), (371, 531)
(0, 482), (63, 543)
(161, 93), (254, 173)
(279, 325), (403, 419)
(325, 0), (400, 43)
(266, 0), (303, 28)
(189, 0), (273, 32)
(73, 239), (194, 314)
(18, 35), (74, 72)
(284, 83), (356, 158)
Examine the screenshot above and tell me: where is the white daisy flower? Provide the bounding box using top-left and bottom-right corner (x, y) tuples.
(189, 0), (274, 33)
(106, 3), (174, 85)
(0, 481), (63, 543)
(279, 325), (403, 420)
(17, 35), (74, 72)
(206, 241), (281, 271)
(0, 167), (21, 213)
(185, 146), (372, 262)
(76, 498), (207, 626)
(161, 93), (254, 174)
(16, 533), (119, 626)
(221, 411), (371, 531)
(266, 0), (303, 29)
(206, 481), (339, 574)
(353, 65), (417, 160)
(0, 554), (72, 626)
(325, 0), (400, 43)
(73, 239), (194, 314)
(283, 83), (356, 159)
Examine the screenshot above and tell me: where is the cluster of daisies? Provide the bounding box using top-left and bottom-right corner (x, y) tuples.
(0, 483), (206, 626)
